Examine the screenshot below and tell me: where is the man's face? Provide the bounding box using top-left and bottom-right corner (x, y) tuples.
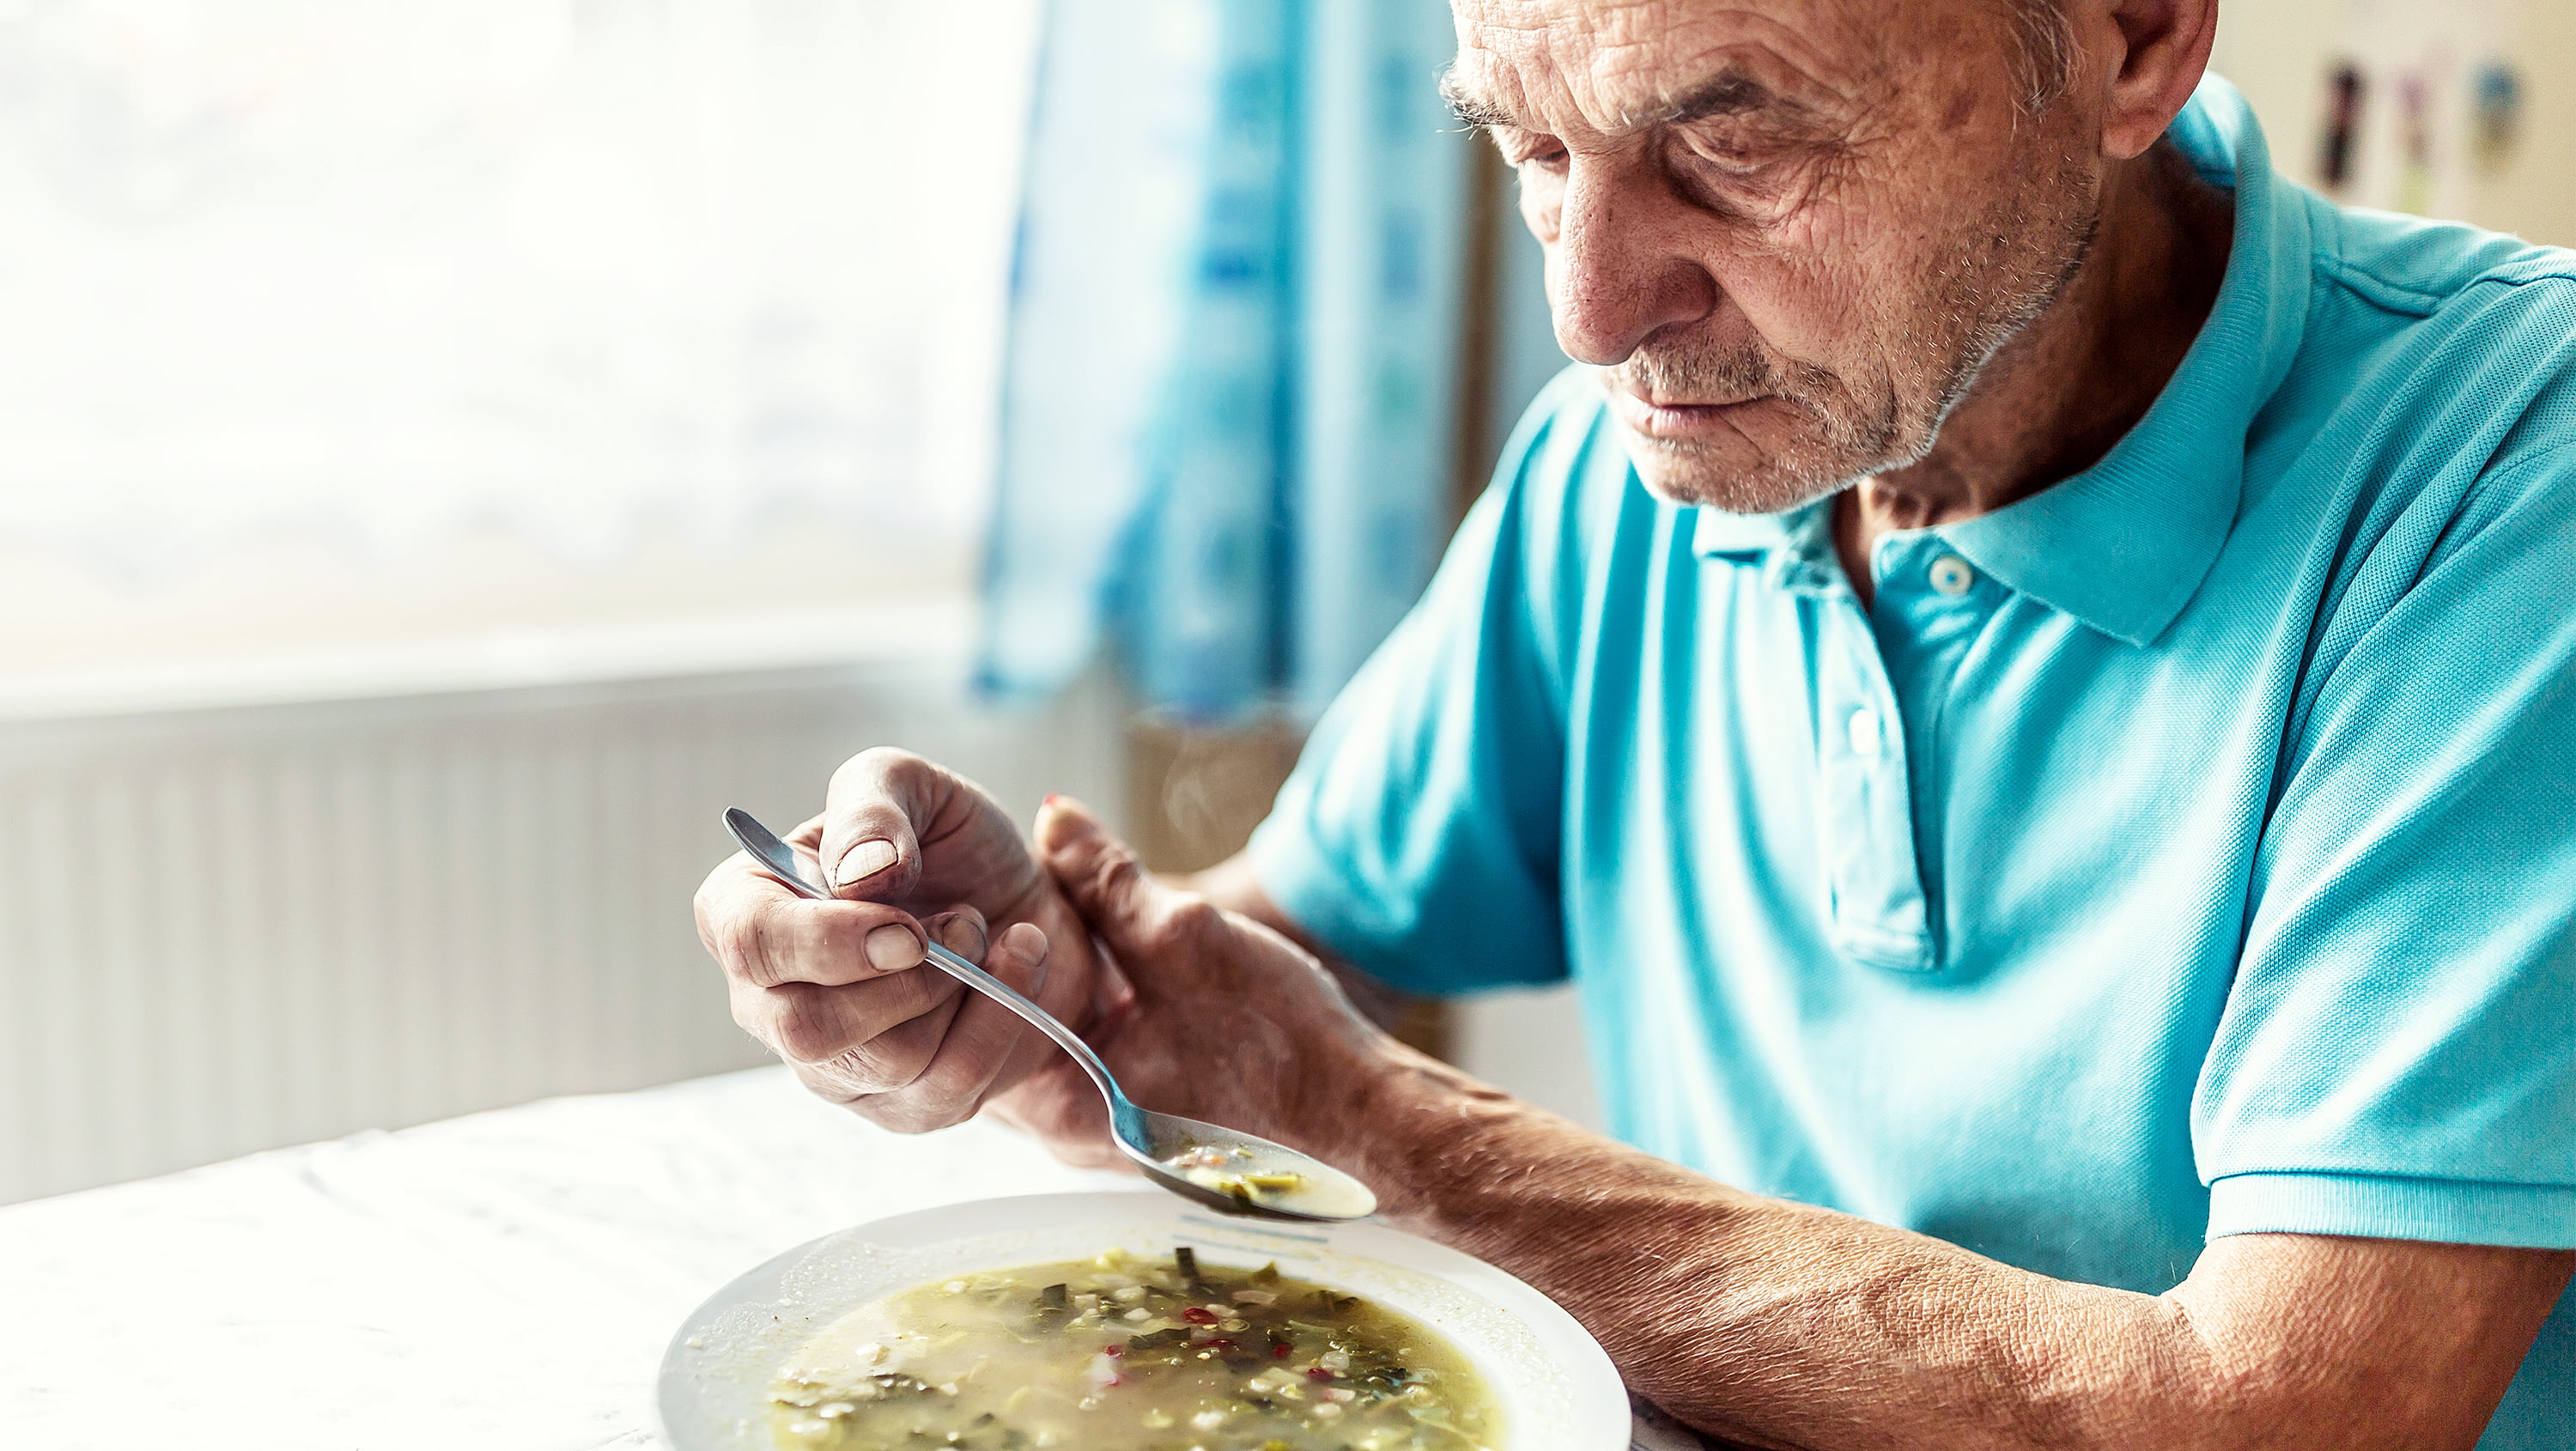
(1449, 0), (2105, 512)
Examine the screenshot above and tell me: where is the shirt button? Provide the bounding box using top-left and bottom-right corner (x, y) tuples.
(1846, 707), (1883, 757)
(1929, 555), (1976, 595)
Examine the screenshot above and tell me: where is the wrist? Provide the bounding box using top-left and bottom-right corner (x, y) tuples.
(1278, 1032), (1492, 1220)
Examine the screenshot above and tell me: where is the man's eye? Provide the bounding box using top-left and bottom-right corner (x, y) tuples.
(1672, 138), (1799, 206)
(1674, 123), (1799, 175)
(1500, 136), (1568, 170)
(1682, 141), (1779, 177)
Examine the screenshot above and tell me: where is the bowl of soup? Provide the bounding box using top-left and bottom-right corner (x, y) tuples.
(658, 1190), (1630, 1451)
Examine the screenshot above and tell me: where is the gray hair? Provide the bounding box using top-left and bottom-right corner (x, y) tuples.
(2003, 0), (2079, 118)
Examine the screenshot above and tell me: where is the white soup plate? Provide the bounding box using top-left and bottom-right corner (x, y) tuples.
(658, 1189), (1630, 1450)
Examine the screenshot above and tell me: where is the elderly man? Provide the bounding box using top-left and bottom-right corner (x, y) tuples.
(697, 0), (2576, 1444)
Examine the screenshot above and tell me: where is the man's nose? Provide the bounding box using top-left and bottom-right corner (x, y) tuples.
(1546, 157), (1719, 367)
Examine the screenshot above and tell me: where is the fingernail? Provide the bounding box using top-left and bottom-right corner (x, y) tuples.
(927, 912), (985, 959)
(865, 924), (923, 973)
(836, 838), (897, 887)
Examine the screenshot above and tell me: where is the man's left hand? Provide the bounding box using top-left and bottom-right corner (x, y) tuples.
(1025, 797), (1408, 1175)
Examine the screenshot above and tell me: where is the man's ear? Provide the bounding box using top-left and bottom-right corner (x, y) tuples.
(2075, 0), (2220, 159)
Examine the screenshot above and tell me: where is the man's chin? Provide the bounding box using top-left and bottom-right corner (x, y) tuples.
(1616, 428), (1854, 518)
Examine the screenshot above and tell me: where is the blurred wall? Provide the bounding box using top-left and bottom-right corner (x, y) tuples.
(2215, 0), (2573, 245)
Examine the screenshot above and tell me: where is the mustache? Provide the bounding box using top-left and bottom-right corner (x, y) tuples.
(1607, 344), (1794, 405)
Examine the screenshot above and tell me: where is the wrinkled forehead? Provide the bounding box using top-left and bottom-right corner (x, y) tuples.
(1445, 0), (1936, 139)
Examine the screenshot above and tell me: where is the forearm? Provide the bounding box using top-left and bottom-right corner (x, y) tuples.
(1318, 1047), (2234, 1451)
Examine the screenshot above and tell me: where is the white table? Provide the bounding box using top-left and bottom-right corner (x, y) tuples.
(1, 1067), (1692, 1450)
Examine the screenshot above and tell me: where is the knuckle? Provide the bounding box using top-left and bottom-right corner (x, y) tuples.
(792, 1060), (868, 1109)
(819, 1004), (948, 1093)
(694, 900), (732, 962)
(1084, 850), (1145, 908)
(770, 988), (860, 1064)
(837, 744), (921, 788)
(1154, 895), (1226, 951)
(823, 1040), (916, 1095)
(869, 1084), (977, 1135)
(695, 871), (761, 954)
(921, 1053), (1003, 1116)
(732, 914), (786, 988)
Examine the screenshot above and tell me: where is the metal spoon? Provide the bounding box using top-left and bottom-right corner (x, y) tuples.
(725, 808), (1377, 1223)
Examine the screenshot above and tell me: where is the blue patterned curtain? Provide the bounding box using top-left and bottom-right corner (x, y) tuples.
(977, 0), (1470, 722)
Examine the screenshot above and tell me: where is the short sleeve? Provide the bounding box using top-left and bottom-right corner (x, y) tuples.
(1244, 379), (1601, 996)
(2194, 450), (2576, 1248)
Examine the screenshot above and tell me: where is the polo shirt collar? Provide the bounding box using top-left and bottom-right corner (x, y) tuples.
(1692, 495), (1844, 593)
(1693, 76), (2313, 647)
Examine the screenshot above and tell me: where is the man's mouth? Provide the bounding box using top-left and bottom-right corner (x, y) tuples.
(1607, 385), (1777, 441)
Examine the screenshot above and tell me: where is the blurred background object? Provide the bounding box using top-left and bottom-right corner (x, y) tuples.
(3, 0), (2568, 1206)
(2214, 0), (2566, 236)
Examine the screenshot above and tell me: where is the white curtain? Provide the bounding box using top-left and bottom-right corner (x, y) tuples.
(0, 0), (1039, 576)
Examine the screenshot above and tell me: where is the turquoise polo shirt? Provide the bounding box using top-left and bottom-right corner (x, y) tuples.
(1247, 78), (2576, 1445)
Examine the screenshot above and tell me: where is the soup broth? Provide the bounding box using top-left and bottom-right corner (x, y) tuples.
(769, 1247), (1501, 1450)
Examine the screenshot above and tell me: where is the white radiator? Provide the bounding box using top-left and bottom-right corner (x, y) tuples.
(0, 662), (1125, 1205)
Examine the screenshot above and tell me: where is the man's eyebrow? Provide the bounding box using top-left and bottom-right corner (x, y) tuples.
(1647, 70), (1807, 129)
(1437, 70), (1516, 131)
(1437, 65), (1814, 136)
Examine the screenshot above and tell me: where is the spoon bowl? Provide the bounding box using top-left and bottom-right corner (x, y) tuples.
(1115, 1104), (1379, 1221)
(723, 807), (1378, 1223)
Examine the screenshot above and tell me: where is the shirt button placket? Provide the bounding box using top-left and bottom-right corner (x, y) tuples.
(1817, 582), (1934, 970)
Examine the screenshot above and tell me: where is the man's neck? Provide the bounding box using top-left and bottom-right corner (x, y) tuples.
(1833, 142), (2236, 605)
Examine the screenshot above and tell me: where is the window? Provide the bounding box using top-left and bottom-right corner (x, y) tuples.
(0, 0), (1040, 707)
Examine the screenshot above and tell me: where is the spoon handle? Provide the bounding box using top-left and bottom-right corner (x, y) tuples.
(915, 940), (1124, 1108)
(722, 808), (1129, 1115)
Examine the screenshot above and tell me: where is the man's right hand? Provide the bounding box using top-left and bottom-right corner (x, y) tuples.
(692, 748), (1130, 1152)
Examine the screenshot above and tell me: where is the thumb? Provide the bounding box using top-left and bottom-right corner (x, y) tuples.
(1034, 795), (1197, 973)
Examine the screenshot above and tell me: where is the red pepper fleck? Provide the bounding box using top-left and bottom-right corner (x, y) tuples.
(1102, 1345), (1123, 1357)
(1273, 1343), (1292, 1359)
(1306, 1367), (1335, 1381)
(1181, 1307), (1220, 1325)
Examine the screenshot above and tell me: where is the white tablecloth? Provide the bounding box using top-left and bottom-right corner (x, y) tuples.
(0, 1067), (1690, 1451)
